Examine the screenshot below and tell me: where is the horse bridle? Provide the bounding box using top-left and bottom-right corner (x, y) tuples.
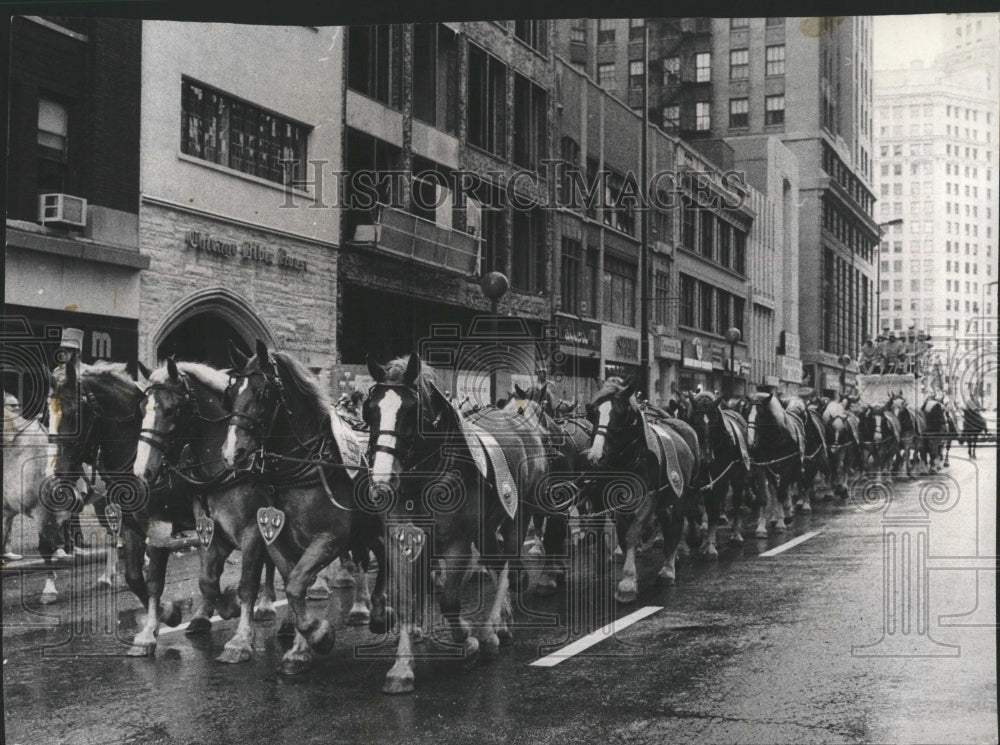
(365, 382), (444, 473)
(138, 375), (201, 456)
(225, 369), (284, 447)
(588, 398), (645, 468)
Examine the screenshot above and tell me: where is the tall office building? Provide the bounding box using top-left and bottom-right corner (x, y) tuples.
(874, 13), (999, 404)
(557, 16), (877, 394)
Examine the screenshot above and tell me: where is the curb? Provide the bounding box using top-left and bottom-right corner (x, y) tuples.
(1, 536), (201, 573)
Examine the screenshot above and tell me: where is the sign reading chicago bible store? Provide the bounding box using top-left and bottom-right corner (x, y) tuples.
(185, 230), (308, 272)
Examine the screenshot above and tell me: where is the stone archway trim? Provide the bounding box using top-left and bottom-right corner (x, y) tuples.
(149, 287), (277, 362)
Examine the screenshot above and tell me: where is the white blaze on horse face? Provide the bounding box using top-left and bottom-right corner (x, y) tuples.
(747, 405), (757, 447)
(133, 394), (159, 477)
(588, 401), (612, 463)
(371, 389), (402, 485)
(222, 378), (250, 465)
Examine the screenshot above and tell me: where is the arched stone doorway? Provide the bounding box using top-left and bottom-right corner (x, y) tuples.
(150, 288), (276, 368)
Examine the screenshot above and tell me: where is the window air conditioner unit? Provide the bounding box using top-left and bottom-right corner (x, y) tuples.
(39, 193), (87, 227)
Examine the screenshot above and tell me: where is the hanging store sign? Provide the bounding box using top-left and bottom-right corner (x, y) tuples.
(553, 316), (601, 356)
(185, 231), (308, 272)
(655, 336), (682, 360)
(615, 336), (639, 362)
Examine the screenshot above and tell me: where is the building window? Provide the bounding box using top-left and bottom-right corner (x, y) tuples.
(717, 290), (732, 334)
(662, 56), (680, 85)
(695, 101), (711, 131)
(729, 98), (749, 128)
(412, 24), (459, 134)
(680, 274), (696, 327)
(682, 196), (697, 249)
(513, 73), (547, 169)
(560, 237), (582, 314)
(597, 19), (615, 44)
(766, 17), (785, 26)
(467, 46), (507, 157)
(654, 271), (672, 326)
(765, 95), (785, 126)
(733, 296), (745, 335)
(695, 52), (711, 83)
(765, 45), (785, 76)
(514, 20), (547, 53)
(629, 60), (645, 89)
(663, 104), (680, 131)
(734, 230), (746, 274)
(348, 25), (404, 108)
(511, 207), (545, 293)
(699, 281), (714, 332)
(181, 79), (309, 186)
(730, 49), (749, 80)
(629, 18), (645, 40)
(699, 210), (714, 259)
(719, 221), (732, 267)
(603, 256), (637, 326)
(37, 96), (69, 193)
(730, 18), (749, 28)
(597, 63), (616, 93)
(571, 24), (586, 43)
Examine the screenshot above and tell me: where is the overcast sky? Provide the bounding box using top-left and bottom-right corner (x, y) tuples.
(873, 14), (945, 70)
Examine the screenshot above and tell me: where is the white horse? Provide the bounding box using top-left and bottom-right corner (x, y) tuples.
(3, 400), (120, 603)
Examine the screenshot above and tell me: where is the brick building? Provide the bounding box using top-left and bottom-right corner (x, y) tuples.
(337, 22), (556, 401)
(5, 16), (147, 416)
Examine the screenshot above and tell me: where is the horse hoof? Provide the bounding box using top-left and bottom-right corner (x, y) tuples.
(754, 529), (768, 539)
(699, 544), (719, 560)
(40, 591), (58, 605)
(96, 576), (114, 591)
(534, 577), (557, 597)
(127, 643), (156, 657)
(253, 607), (276, 623)
(278, 656), (311, 676)
(783, 515), (794, 525)
(730, 532), (744, 546)
(2, 551), (23, 561)
(277, 619), (296, 638)
(382, 671), (415, 694)
(307, 621), (335, 655)
(799, 504), (812, 514)
(615, 586), (638, 604)
(307, 578), (331, 600)
(160, 601), (182, 628)
(462, 637), (480, 669)
(497, 628), (514, 647)
(186, 616), (213, 635)
(216, 643), (253, 664)
(773, 522), (787, 533)
(370, 607), (395, 635)
(347, 608), (371, 627)
(657, 567), (675, 586)
(481, 632), (501, 659)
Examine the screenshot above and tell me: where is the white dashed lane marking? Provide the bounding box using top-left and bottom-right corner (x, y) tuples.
(529, 605), (663, 667)
(758, 530), (823, 557)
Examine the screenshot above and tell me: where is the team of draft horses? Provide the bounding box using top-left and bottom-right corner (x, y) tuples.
(5, 340), (982, 694)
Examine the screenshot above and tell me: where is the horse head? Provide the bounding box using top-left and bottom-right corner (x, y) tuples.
(223, 339), (281, 468)
(689, 393), (722, 462)
(135, 359), (227, 485)
(585, 376), (639, 466)
(363, 352), (450, 502)
(746, 391), (778, 451)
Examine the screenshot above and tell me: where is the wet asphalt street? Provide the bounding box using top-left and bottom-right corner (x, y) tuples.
(2, 449), (996, 745)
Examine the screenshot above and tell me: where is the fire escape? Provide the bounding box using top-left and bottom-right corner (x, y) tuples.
(648, 17), (713, 140)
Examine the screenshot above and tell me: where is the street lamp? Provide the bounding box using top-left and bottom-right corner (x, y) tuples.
(725, 327), (742, 398)
(480, 270), (509, 406)
(838, 353), (852, 399)
(875, 219), (904, 337)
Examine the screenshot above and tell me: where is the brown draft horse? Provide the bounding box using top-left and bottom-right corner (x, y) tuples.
(223, 341), (386, 675)
(584, 377), (700, 598)
(365, 353), (544, 694)
(133, 359), (278, 663)
(48, 361), (184, 655)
